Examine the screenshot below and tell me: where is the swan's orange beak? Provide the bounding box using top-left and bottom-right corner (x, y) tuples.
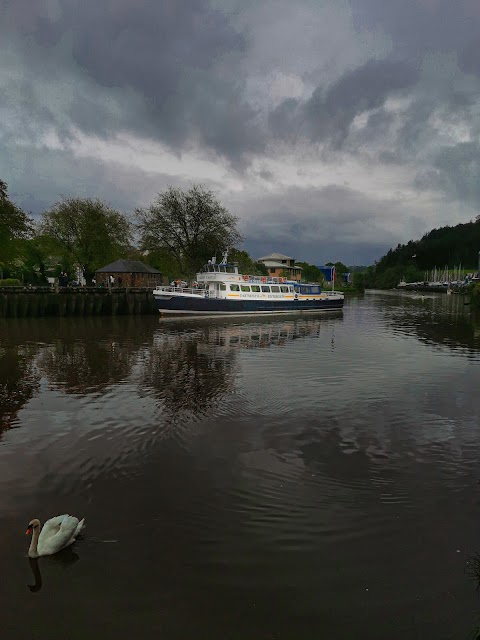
(26, 527), (32, 535)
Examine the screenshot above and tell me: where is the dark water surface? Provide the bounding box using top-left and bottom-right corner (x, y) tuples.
(1, 291), (480, 639)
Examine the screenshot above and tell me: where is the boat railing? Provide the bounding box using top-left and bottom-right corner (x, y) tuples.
(324, 290), (344, 297)
(155, 285), (207, 297)
(244, 276), (289, 284)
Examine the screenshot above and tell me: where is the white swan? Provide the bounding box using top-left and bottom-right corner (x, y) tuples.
(26, 515), (85, 558)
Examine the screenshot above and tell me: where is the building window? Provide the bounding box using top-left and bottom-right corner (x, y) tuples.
(270, 267), (276, 274)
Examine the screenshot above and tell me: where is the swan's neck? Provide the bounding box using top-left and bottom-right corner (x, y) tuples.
(28, 524), (41, 558)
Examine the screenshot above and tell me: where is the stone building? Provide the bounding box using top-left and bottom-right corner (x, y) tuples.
(95, 259), (163, 288)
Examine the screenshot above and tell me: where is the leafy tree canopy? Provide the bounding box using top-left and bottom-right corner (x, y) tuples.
(325, 261), (349, 274)
(137, 184), (243, 276)
(41, 197), (132, 283)
(0, 179), (33, 265)
(296, 261), (324, 283)
(229, 249), (267, 276)
(365, 217), (480, 288)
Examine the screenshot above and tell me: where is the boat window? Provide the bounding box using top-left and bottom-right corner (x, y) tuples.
(230, 284), (240, 291)
(220, 283), (226, 291)
(280, 286), (289, 293)
(251, 285), (260, 292)
(261, 286), (270, 292)
(226, 266), (235, 273)
(241, 285), (250, 292)
(271, 286), (280, 293)
(289, 286), (294, 292)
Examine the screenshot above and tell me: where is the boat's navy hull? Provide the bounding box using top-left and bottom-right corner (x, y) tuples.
(153, 295), (344, 315)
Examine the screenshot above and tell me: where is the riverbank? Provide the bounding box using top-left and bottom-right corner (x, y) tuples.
(0, 287), (157, 317)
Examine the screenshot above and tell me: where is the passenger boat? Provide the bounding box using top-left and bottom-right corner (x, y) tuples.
(153, 252), (344, 315)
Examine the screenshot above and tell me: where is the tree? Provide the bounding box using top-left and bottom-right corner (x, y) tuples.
(325, 261), (348, 275)
(229, 249), (266, 276)
(296, 261), (324, 283)
(137, 185), (243, 276)
(0, 180), (32, 269)
(352, 272), (365, 292)
(20, 232), (65, 284)
(41, 197), (132, 284)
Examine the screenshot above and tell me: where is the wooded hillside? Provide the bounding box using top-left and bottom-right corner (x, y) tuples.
(366, 218), (480, 289)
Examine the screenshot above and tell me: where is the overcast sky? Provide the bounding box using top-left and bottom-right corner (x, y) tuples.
(2, 0), (480, 265)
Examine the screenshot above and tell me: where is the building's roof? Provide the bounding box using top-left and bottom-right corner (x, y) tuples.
(263, 261), (302, 270)
(258, 252), (294, 261)
(96, 259), (161, 274)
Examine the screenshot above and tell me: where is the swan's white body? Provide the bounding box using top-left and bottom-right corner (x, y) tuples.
(28, 515), (85, 558)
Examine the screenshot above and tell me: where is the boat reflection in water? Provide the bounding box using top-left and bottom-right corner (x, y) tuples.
(157, 313), (341, 349)
(139, 314), (343, 419)
(0, 314), (343, 438)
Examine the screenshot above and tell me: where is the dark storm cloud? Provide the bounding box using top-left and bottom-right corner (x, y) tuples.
(350, 0), (480, 60)
(0, 142), (206, 218)
(459, 38), (480, 77)
(416, 142), (480, 207)
(1, 0), (263, 162)
(3, 0), (480, 266)
(269, 59), (418, 149)
(234, 185), (408, 265)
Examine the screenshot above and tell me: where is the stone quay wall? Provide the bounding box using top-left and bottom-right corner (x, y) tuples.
(0, 287), (158, 317)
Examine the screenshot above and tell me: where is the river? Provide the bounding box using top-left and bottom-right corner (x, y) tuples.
(1, 291), (480, 639)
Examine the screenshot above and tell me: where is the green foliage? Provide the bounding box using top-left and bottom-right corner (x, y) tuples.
(296, 262), (325, 283)
(254, 261), (268, 276)
(468, 282), (480, 308)
(367, 217), (480, 289)
(139, 248), (179, 280)
(41, 197), (132, 283)
(137, 184), (243, 276)
(18, 233), (66, 283)
(375, 221), (480, 275)
(229, 249), (266, 276)
(352, 272), (365, 292)
(325, 261), (348, 275)
(0, 278), (21, 286)
(0, 179), (33, 265)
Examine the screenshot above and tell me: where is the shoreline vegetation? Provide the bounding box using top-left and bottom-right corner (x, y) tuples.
(2, 177), (479, 307)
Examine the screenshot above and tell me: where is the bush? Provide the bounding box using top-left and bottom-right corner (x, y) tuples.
(0, 278), (22, 286)
(468, 282), (480, 308)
